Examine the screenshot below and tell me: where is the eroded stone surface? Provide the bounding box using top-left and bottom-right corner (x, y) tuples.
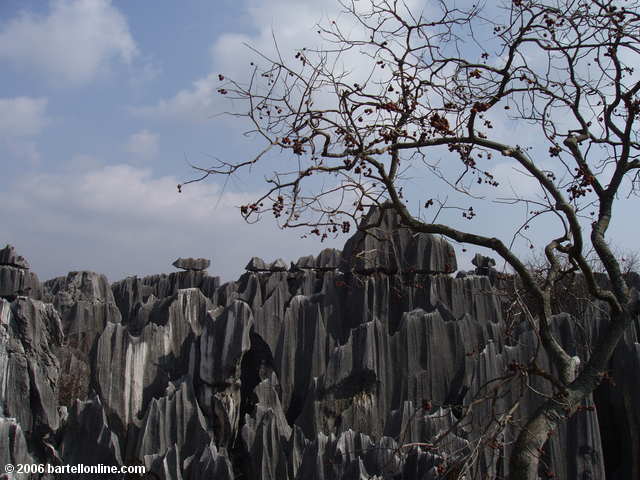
(0, 266), (41, 299)
(172, 257), (211, 271)
(58, 394), (123, 469)
(0, 417), (33, 479)
(0, 217), (637, 478)
(341, 206), (458, 274)
(0, 245), (30, 269)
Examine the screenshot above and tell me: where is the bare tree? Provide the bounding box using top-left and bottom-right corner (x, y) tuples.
(183, 0), (640, 478)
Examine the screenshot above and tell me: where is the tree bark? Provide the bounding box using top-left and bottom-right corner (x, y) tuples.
(509, 399), (565, 480)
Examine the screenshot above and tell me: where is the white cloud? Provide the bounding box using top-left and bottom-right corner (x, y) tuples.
(0, 0), (138, 86)
(0, 164), (342, 282)
(0, 97), (49, 137)
(128, 57), (162, 87)
(132, 0), (432, 123)
(65, 153), (103, 171)
(131, 1), (343, 122)
(130, 74), (219, 123)
(125, 129), (159, 160)
(5, 140), (41, 166)
(0, 96), (49, 166)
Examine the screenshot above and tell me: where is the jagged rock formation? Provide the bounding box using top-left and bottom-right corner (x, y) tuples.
(0, 245), (30, 269)
(0, 417), (33, 473)
(246, 257), (288, 272)
(57, 394), (123, 472)
(0, 212), (639, 479)
(172, 257), (211, 271)
(341, 207), (457, 274)
(0, 245), (42, 300)
(0, 295), (63, 464)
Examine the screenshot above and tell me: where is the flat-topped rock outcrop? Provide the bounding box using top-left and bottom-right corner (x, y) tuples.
(341, 207), (457, 274)
(172, 257), (211, 271)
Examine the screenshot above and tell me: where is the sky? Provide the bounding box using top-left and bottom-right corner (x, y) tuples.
(1, 0), (638, 284)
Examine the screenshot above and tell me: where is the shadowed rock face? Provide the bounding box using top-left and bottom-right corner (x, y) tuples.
(172, 257), (210, 271)
(0, 245), (30, 269)
(246, 257), (288, 272)
(0, 296), (62, 462)
(0, 210), (638, 479)
(0, 417), (32, 478)
(58, 394), (123, 471)
(0, 247), (42, 300)
(41, 271), (123, 411)
(341, 207), (458, 274)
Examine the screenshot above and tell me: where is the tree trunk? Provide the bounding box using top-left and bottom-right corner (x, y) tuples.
(509, 301), (638, 478)
(508, 387), (589, 480)
(509, 404), (559, 479)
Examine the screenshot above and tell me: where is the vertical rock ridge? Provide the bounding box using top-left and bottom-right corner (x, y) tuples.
(0, 217), (636, 478)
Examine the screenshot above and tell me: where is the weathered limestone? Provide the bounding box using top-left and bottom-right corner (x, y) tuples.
(341, 206), (457, 274)
(0, 266), (42, 299)
(0, 245), (30, 269)
(172, 257), (211, 271)
(41, 271), (122, 411)
(136, 380), (210, 463)
(189, 442), (234, 480)
(246, 256), (268, 271)
(111, 276), (154, 325)
(0, 247), (41, 299)
(197, 301), (253, 448)
(0, 297), (63, 462)
(141, 271), (220, 300)
(58, 394), (123, 469)
(293, 249), (342, 272)
(246, 257), (288, 272)
(0, 210), (637, 478)
(4, 298), (63, 432)
(93, 288), (212, 439)
(0, 417), (33, 479)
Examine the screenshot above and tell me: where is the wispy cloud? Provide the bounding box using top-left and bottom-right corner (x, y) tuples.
(126, 129), (159, 160)
(0, 97), (50, 137)
(130, 0), (348, 123)
(0, 96), (50, 167)
(64, 153), (103, 172)
(130, 74), (219, 123)
(0, 0), (138, 86)
(1, 164), (340, 282)
(4, 140), (41, 167)
(130, 0), (432, 124)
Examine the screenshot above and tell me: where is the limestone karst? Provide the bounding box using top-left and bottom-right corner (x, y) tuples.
(1, 209), (638, 479)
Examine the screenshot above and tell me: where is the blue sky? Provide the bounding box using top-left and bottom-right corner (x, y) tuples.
(1, 0), (638, 283)
(0, 0), (347, 282)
